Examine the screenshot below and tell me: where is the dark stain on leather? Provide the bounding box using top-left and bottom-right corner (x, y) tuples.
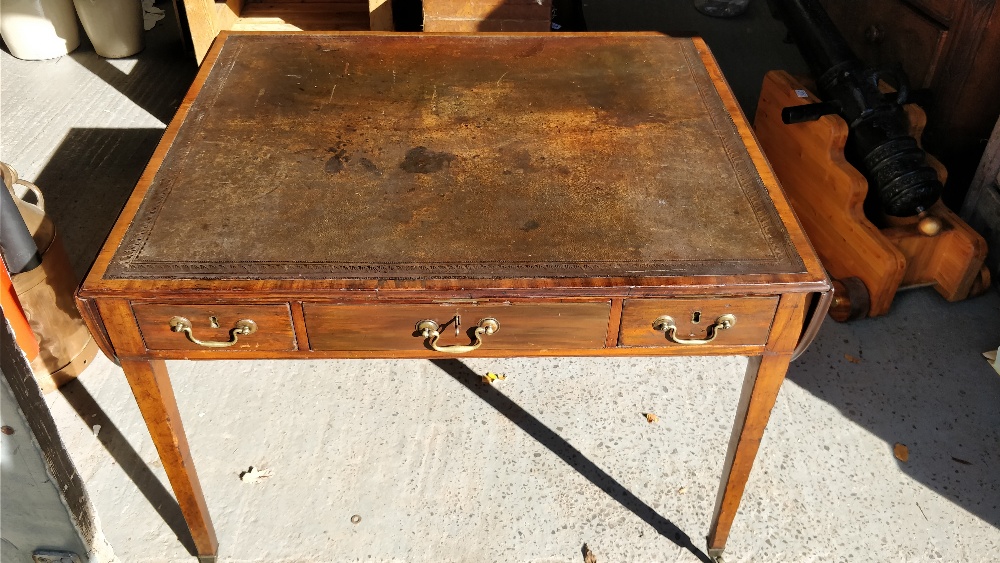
(324, 157), (344, 174)
(399, 146), (455, 174)
(359, 157), (381, 175)
(325, 142), (349, 174)
(499, 146), (537, 173)
(520, 220), (540, 231)
(518, 39), (545, 58)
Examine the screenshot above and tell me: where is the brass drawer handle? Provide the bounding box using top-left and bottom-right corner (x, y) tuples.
(652, 314), (736, 345)
(168, 316), (257, 348)
(416, 317), (499, 354)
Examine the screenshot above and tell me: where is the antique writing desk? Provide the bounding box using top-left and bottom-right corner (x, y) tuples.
(78, 32), (831, 561)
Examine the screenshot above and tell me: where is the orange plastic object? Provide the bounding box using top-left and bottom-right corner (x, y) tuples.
(0, 255), (39, 360)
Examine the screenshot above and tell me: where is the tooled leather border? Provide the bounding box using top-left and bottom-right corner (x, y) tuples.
(106, 36), (804, 280)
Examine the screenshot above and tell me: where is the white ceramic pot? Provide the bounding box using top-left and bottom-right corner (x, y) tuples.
(0, 0), (80, 60)
(72, 0), (143, 58)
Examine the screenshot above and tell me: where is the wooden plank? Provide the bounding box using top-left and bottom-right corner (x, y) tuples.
(369, 0), (393, 30)
(239, 1), (368, 12)
(182, 0), (221, 64)
(423, 18), (551, 31)
(214, 0), (246, 33)
(234, 0), (370, 30)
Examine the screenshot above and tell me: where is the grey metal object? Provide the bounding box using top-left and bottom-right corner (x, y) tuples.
(0, 181), (41, 273)
(773, 0), (942, 217)
(1, 319), (92, 563)
(32, 551), (83, 563)
(695, 0), (750, 18)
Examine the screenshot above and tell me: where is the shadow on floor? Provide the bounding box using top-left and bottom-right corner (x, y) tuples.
(583, 0), (808, 122)
(31, 128), (167, 278)
(6, 1), (196, 278)
(788, 289), (1000, 529)
(431, 359), (715, 563)
(73, 0), (194, 126)
(57, 378), (197, 555)
(585, 0), (1000, 533)
(66, 49), (192, 127)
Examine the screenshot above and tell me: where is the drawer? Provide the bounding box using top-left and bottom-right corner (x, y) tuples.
(132, 303), (296, 351)
(905, 0), (954, 24)
(619, 297), (778, 348)
(304, 301), (610, 352)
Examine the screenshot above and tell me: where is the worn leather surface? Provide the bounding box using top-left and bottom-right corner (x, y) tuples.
(108, 34), (804, 280)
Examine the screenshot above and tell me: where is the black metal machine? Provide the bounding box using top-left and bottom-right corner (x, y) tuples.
(773, 0), (941, 217)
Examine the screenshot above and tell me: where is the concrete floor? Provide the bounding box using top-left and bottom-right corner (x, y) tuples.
(2, 2), (999, 562)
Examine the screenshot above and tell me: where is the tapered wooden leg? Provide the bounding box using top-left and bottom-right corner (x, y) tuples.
(706, 351), (793, 557)
(706, 291), (809, 558)
(120, 359), (218, 560)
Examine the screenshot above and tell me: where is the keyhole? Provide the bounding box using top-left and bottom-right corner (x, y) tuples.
(209, 316), (220, 328)
(692, 311), (702, 324)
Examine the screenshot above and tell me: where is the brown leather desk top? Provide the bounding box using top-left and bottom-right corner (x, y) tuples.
(99, 33), (809, 283)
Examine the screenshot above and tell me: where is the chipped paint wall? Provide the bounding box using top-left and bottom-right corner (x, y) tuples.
(1, 369), (88, 559)
(1, 320), (116, 562)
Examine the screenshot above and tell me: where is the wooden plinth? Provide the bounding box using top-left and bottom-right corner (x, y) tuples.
(754, 70), (989, 321)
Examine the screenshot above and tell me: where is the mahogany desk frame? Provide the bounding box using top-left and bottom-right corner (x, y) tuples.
(78, 32), (832, 562)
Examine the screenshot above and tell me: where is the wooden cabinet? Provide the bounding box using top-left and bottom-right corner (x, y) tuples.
(422, 0), (551, 31)
(820, 0), (947, 89)
(820, 0), (1000, 204)
(179, 0), (552, 64)
(961, 117), (1000, 283)
(179, 0), (373, 63)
